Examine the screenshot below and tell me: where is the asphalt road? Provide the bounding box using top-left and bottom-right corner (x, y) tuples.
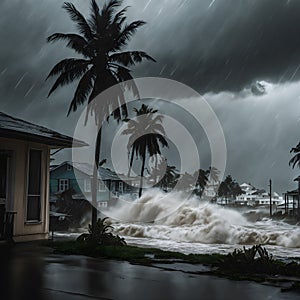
(0, 243), (299, 300)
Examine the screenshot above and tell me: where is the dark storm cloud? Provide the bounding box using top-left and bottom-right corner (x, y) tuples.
(1, 0), (300, 119)
(130, 0), (300, 93)
(1, 0), (300, 193)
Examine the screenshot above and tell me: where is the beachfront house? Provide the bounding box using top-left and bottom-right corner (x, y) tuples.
(0, 112), (87, 242)
(50, 161), (137, 209)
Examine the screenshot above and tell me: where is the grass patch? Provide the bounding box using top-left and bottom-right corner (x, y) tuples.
(43, 240), (223, 265)
(42, 240), (300, 289)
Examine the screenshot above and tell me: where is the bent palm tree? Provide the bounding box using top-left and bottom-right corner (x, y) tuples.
(208, 166), (220, 183)
(158, 164), (179, 191)
(46, 0), (155, 230)
(194, 169), (209, 195)
(122, 104), (168, 197)
(290, 142), (300, 169)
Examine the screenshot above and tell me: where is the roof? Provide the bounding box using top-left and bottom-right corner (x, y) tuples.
(51, 161), (121, 181)
(0, 112), (88, 148)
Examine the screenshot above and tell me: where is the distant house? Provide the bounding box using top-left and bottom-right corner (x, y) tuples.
(279, 189), (299, 216)
(50, 161), (137, 209)
(236, 182), (283, 207)
(0, 112), (87, 242)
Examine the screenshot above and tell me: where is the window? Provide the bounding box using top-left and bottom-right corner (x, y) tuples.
(119, 181), (123, 193)
(98, 181), (106, 192)
(84, 179), (91, 192)
(67, 164), (72, 171)
(111, 182), (115, 192)
(27, 149), (42, 222)
(59, 179), (69, 192)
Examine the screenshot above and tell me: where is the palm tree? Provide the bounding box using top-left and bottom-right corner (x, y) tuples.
(208, 166), (220, 183)
(194, 169), (209, 195)
(122, 104), (168, 197)
(46, 0), (155, 230)
(151, 161), (179, 191)
(289, 142), (300, 169)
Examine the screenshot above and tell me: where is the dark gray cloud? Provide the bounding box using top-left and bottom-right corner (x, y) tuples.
(130, 0), (300, 93)
(1, 0), (300, 193)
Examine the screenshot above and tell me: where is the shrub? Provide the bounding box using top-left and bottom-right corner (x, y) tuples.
(77, 218), (126, 246)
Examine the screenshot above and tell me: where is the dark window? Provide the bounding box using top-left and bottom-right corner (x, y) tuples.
(27, 149), (42, 221)
(0, 154), (7, 199)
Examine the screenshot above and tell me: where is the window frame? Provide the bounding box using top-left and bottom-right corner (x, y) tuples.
(25, 148), (43, 223)
(59, 178), (69, 192)
(118, 181), (123, 193)
(98, 181), (106, 192)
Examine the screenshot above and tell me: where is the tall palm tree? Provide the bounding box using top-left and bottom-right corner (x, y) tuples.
(122, 104), (168, 197)
(46, 0), (155, 229)
(176, 172), (197, 191)
(194, 169), (209, 195)
(158, 165), (179, 191)
(289, 142), (300, 169)
(208, 166), (220, 183)
(150, 160), (179, 191)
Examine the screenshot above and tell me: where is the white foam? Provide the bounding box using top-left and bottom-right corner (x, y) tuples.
(107, 189), (300, 248)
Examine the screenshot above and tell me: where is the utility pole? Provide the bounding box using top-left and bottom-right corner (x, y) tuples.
(269, 179), (272, 217)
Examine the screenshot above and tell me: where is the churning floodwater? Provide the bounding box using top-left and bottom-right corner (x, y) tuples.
(102, 190), (300, 259)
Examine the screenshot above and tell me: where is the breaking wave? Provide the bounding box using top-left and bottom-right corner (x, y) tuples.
(108, 190), (300, 248)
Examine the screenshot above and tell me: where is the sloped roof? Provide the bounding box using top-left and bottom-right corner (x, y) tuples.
(51, 161), (121, 181)
(0, 112), (87, 148)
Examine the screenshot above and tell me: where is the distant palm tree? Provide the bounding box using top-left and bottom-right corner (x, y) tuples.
(122, 104), (168, 197)
(194, 169), (209, 194)
(175, 172), (197, 191)
(208, 166), (220, 183)
(152, 162), (179, 191)
(46, 0), (155, 230)
(289, 142), (300, 169)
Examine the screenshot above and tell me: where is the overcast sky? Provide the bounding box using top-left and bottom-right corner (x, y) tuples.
(1, 0), (300, 193)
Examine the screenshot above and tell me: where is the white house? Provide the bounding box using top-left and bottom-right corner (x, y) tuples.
(0, 112), (87, 242)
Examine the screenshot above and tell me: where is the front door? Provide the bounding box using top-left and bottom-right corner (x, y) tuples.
(0, 152), (12, 239)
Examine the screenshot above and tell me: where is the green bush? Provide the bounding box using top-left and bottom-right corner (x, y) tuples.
(77, 218), (126, 246)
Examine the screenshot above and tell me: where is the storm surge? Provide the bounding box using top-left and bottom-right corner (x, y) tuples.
(108, 190), (300, 248)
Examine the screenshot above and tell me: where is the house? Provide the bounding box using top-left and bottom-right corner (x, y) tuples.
(0, 112), (87, 242)
(236, 183), (257, 206)
(202, 181), (219, 200)
(254, 192), (283, 207)
(50, 161), (137, 210)
(279, 189), (300, 216)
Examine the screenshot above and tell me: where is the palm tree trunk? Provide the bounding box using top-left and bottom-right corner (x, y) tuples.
(92, 127), (102, 232)
(127, 150), (134, 177)
(139, 151), (146, 198)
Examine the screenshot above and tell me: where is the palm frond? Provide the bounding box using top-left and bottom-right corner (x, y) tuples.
(47, 33), (94, 57)
(46, 58), (90, 80)
(289, 142), (300, 168)
(116, 67), (139, 97)
(113, 6), (129, 24)
(110, 51), (155, 66)
(89, 0), (100, 33)
(63, 2), (93, 40)
(101, 0), (123, 23)
(67, 68), (95, 115)
(48, 64), (90, 97)
(114, 20), (146, 50)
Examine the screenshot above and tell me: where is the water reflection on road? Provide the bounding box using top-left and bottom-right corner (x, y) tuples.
(0, 244), (299, 300)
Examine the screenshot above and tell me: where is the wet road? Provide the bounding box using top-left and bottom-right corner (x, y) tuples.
(0, 243), (299, 300)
